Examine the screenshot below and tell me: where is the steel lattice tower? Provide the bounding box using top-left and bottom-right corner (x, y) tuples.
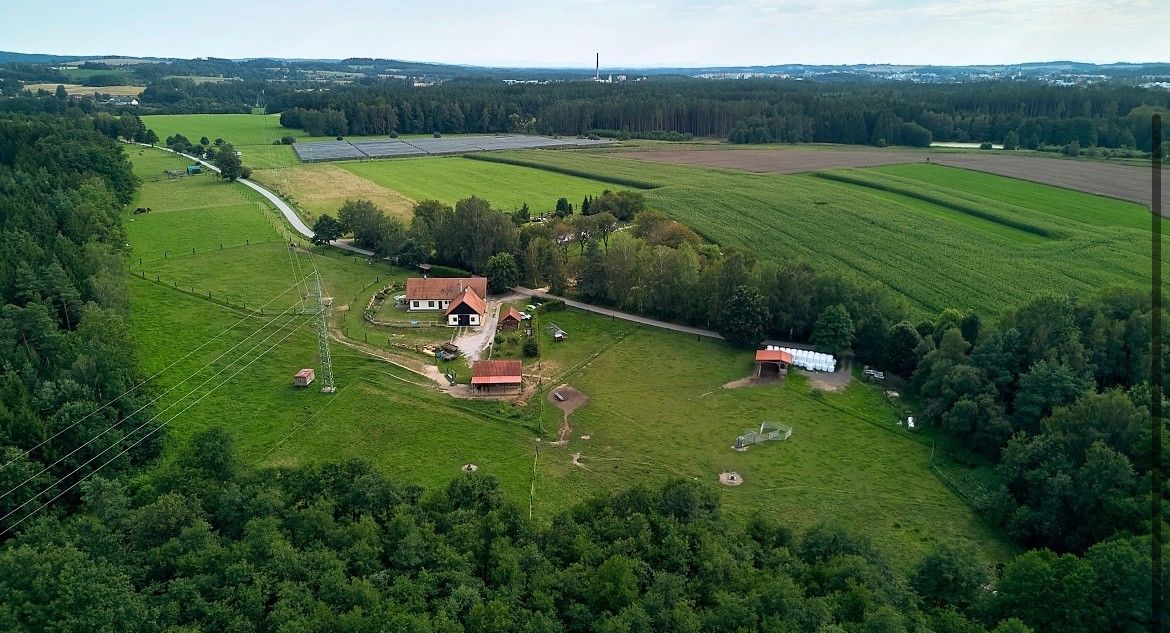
(312, 269), (336, 393)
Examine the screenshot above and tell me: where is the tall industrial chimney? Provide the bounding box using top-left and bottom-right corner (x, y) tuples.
(595, 53), (599, 80)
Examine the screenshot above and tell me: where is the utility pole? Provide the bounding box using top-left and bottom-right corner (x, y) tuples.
(312, 269), (336, 393)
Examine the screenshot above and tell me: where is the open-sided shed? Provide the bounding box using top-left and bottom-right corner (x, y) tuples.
(754, 348), (793, 378)
(471, 360), (522, 392)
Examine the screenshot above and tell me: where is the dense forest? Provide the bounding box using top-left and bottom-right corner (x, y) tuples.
(0, 114), (163, 535)
(263, 80), (1170, 150)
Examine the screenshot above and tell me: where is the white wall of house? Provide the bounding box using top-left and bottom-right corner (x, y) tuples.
(409, 299), (451, 311)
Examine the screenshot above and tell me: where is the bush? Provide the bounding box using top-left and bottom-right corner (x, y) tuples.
(389, 131), (399, 138)
(280, 135), (296, 145)
(979, 142), (993, 150)
(537, 299), (565, 313)
(433, 131), (441, 138)
(336, 135), (344, 141)
(523, 337), (539, 357)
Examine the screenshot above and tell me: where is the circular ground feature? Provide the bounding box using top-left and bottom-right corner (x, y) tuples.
(719, 471), (743, 486)
(548, 384), (589, 416)
(462, 464), (478, 473)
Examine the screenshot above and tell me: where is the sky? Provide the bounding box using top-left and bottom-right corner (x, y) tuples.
(2, 0), (1167, 67)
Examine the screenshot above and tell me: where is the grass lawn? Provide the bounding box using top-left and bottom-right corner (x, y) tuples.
(141, 114), (301, 169)
(340, 155), (615, 214)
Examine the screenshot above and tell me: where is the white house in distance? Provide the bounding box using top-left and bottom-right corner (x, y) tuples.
(405, 277), (488, 326)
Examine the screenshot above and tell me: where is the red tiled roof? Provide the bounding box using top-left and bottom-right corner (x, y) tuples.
(755, 349), (794, 364)
(500, 307), (523, 323)
(444, 287), (487, 316)
(471, 360), (522, 385)
(405, 277), (488, 302)
(295, 368), (314, 378)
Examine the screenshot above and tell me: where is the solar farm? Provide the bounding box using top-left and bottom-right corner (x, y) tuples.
(293, 134), (615, 162)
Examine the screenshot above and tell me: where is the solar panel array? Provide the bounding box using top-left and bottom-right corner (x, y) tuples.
(292, 141), (365, 161)
(293, 134), (614, 163)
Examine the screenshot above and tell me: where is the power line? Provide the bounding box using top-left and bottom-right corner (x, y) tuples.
(0, 301), (305, 504)
(0, 315), (314, 538)
(0, 277), (309, 474)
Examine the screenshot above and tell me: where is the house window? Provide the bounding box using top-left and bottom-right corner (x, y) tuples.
(428, 301), (435, 308)
(412, 301), (419, 308)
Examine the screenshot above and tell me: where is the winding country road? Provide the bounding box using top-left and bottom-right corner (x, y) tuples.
(131, 143), (376, 256)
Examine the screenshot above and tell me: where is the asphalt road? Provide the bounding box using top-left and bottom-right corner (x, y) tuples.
(513, 287), (724, 339)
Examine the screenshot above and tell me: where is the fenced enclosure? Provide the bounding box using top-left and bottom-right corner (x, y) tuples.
(735, 422), (792, 450)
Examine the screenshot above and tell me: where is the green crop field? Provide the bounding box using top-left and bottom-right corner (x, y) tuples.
(469, 150), (1160, 316)
(340, 156), (615, 212)
(120, 146), (1009, 570)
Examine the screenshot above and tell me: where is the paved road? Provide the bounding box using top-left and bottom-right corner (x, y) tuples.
(129, 142), (376, 256)
(513, 287), (724, 339)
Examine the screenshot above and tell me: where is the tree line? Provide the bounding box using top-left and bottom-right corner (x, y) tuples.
(7, 425), (1130, 632)
(258, 79), (1170, 151)
(0, 113), (162, 534)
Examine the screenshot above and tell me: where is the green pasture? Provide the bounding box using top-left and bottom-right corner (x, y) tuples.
(141, 114), (301, 169)
(340, 156), (614, 213)
(120, 147), (1011, 571)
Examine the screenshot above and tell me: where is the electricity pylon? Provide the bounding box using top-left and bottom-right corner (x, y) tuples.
(312, 268), (336, 393)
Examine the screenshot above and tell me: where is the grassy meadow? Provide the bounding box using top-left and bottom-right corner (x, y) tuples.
(120, 145), (1010, 569)
(340, 156), (614, 213)
(142, 113), (302, 169)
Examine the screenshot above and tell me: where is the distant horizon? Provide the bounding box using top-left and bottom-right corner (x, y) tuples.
(5, 49), (1168, 71)
(3, 0), (1167, 69)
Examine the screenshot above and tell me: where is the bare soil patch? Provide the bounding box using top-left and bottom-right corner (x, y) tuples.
(548, 385), (589, 416)
(928, 153), (1168, 209)
(719, 471), (744, 486)
(251, 165), (415, 224)
(619, 147), (924, 174)
(548, 385), (589, 446)
(723, 375), (784, 389)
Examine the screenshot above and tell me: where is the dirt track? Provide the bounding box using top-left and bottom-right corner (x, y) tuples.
(619, 146), (1167, 209)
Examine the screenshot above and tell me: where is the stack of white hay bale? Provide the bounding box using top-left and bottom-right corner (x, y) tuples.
(765, 345), (837, 372)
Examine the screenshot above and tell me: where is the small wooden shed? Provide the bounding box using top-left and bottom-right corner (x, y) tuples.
(499, 307), (523, 331)
(293, 368), (315, 387)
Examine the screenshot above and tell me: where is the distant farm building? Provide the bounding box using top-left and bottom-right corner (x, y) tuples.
(293, 368), (315, 387)
(755, 348), (793, 378)
(498, 307), (523, 330)
(471, 360), (522, 392)
(405, 277), (488, 326)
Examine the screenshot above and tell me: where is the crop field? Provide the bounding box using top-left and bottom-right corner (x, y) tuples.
(340, 156), (615, 212)
(475, 150), (1161, 315)
(250, 164), (416, 224)
(619, 145), (925, 173)
(120, 147), (1010, 570)
(24, 82), (143, 96)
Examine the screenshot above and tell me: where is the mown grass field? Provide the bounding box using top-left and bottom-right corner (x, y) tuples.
(142, 114), (302, 169)
(121, 146), (1010, 569)
(25, 83), (143, 97)
(340, 156), (614, 213)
